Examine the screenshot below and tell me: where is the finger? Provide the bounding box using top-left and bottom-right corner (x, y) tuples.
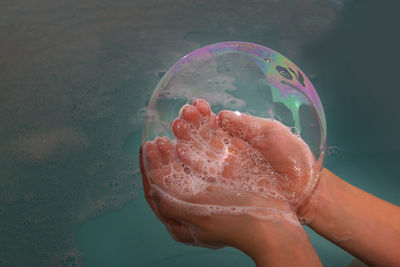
(193, 98), (211, 118)
(142, 141), (164, 185)
(139, 146), (151, 194)
(218, 110), (279, 140)
(156, 192), (207, 225)
(140, 160), (179, 227)
(141, 146), (199, 234)
(142, 141), (161, 169)
(154, 136), (175, 164)
(172, 118), (191, 140)
(175, 143), (204, 173)
(140, 146), (163, 218)
(180, 104), (201, 129)
(209, 135), (224, 150)
(230, 137), (248, 150)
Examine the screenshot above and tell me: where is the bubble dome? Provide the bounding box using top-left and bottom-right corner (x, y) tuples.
(142, 41), (326, 199)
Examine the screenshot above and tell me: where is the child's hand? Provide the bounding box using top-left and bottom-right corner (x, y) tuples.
(142, 99), (317, 212)
(139, 99), (322, 264)
(140, 147), (303, 254)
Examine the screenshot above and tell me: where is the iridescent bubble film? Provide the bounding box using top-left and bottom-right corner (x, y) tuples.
(143, 41), (326, 181)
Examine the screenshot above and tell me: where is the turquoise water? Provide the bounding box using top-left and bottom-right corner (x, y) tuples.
(77, 0), (400, 265)
(1, 0), (399, 266)
(77, 195), (254, 266)
(77, 148), (399, 267)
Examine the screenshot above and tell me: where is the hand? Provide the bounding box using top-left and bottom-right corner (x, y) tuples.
(140, 99), (318, 244)
(140, 149), (321, 267)
(142, 99), (318, 212)
(140, 146), (301, 252)
(217, 109), (319, 210)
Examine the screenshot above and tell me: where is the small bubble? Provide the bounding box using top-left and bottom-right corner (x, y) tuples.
(184, 166), (191, 174)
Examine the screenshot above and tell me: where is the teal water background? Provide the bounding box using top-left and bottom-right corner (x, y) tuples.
(1, 0), (399, 266)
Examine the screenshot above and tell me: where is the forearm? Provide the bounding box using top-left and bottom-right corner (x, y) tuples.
(238, 219), (322, 267)
(305, 168), (400, 266)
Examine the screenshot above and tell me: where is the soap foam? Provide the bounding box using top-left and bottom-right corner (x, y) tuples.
(146, 112), (320, 226)
(149, 183), (301, 226)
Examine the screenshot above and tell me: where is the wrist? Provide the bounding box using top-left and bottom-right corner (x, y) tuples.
(296, 167), (327, 224)
(234, 213), (304, 260)
(239, 217), (319, 267)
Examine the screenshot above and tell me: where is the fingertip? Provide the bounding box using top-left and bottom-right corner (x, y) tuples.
(172, 118), (190, 140)
(193, 99), (211, 117)
(218, 111), (270, 139)
(217, 110), (236, 125)
(180, 104), (201, 128)
(217, 110), (243, 136)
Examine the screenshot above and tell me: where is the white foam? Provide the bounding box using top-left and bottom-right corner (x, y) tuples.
(148, 112), (320, 224)
(149, 184), (301, 228)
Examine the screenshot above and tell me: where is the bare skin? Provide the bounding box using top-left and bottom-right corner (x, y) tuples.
(140, 155), (322, 267)
(144, 99), (317, 207)
(140, 99), (400, 266)
(141, 99), (322, 266)
(301, 168), (400, 266)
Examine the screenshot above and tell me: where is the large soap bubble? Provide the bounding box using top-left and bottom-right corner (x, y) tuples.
(142, 42), (326, 211)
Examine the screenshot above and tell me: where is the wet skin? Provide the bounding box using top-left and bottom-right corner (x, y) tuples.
(140, 99), (322, 266)
(143, 99), (316, 208)
(140, 99), (400, 267)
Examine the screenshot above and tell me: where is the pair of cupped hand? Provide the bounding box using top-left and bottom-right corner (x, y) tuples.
(140, 99), (316, 249)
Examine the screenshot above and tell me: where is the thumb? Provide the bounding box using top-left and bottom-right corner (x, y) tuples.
(218, 110), (279, 140)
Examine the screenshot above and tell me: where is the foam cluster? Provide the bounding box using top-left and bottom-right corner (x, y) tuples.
(147, 108), (318, 215)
